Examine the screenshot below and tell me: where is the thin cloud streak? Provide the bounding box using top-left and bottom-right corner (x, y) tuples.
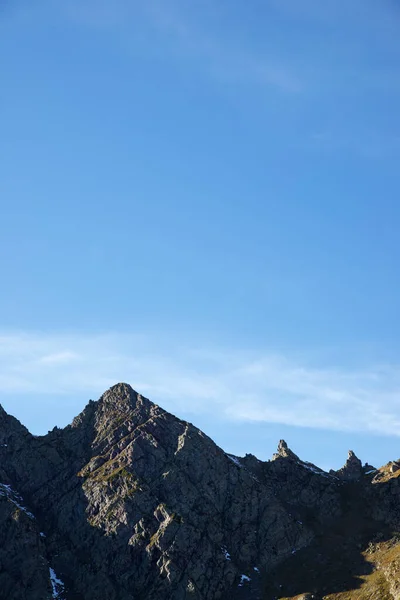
(60, 0), (302, 93)
(0, 332), (400, 437)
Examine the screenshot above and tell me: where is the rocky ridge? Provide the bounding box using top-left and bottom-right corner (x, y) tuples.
(0, 383), (399, 600)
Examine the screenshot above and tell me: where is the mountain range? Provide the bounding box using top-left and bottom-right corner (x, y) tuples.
(1, 383), (400, 599)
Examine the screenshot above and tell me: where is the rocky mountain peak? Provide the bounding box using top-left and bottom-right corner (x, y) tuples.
(100, 382), (136, 408)
(1, 385), (400, 600)
(279, 439), (288, 451)
(99, 382), (152, 414)
(0, 404), (31, 449)
(334, 448), (363, 481)
(102, 382), (136, 402)
(272, 439), (300, 461)
(70, 383), (152, 432)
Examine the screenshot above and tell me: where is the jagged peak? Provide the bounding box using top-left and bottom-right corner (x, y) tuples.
(345, 449), (362, 466)
(102, 382), (137, 403)
(272, 439), (300, 461)
(0, 403), (32, 450)
(107, 382), (135, 394)
(70, 384), (158, 433)
(333, 449), (363, 481)
(100, 383), (153, 413)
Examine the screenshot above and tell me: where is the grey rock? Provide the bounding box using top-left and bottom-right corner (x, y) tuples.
(334, 449), (363, 481)
(1, 384), (400, 600)
(272, 438), (300, 461)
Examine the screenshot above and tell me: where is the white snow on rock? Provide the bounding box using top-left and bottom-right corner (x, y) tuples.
(0, 483), (35, 519)
(49, 567), (65, 599)
(227, 454), (242, 468)
(296, 460), (338, 480)
(221, 547), (231, 560)
(226, 454), (260, 482)
(253, 566), (259, 572)
(238, 574), (251, 586)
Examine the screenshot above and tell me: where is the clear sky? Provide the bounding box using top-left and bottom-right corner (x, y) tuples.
(1, 0), (400, 470)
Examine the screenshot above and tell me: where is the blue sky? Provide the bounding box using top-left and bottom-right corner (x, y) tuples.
(1, 0), (400, 470)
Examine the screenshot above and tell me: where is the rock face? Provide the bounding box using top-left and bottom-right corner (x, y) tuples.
(1, 383), (400, 600)
(0, 480), (52, 599)
(333, 449), (363, 481)
(272, 439), (300, 461)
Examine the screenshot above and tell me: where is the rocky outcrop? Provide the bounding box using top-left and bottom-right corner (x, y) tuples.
(272, 439), (300, 461)
(333, 450), (363, 481)
(1, 383), (400, 600)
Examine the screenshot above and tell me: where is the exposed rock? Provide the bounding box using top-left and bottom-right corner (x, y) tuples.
(0, 385), (314, 599)
(1, 384), (400, 600)
(272, 439), (300, 461)
(334, 449), (363, 481)
(0, 478), (54, 599)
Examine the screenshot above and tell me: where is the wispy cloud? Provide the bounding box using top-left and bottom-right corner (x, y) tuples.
(1, 332), (400, 437)
(60, 0), (302, 93)
(37, 351), (80, 365)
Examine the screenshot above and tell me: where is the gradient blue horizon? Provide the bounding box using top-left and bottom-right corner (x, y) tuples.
(1, 0), (400, 470)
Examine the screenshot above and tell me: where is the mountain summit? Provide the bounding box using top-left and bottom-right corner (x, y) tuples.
(1, 384), (400, 600)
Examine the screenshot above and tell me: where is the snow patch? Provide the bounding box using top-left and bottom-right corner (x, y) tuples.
(0, 483), (35, 519)
(238, 574), (251, 586)
(49, 567), (65, 599)
(226, 454), (260, 482)
(221, 547), (231, 560)
(297, 461), (337, 480)
(227, 454), (242, 468)
(253, 566), (259, 572)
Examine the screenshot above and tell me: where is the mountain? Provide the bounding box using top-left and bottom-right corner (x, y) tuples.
(1, 383), (400, 600)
